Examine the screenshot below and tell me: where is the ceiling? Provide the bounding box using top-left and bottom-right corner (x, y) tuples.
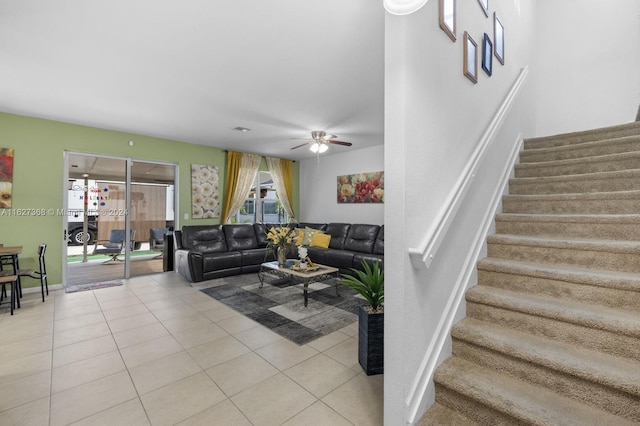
(0, 1), (385, 161)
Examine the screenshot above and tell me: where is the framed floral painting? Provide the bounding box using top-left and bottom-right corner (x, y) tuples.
(337, 171), (384, 204)
(191, 164), (220, 218)
(0, 148), (14, 208)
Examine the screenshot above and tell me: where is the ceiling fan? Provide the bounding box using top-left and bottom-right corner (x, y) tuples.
(290, 131), (352, 153)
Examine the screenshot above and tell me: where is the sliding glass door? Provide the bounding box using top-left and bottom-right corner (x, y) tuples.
(64, 153), (176, 288)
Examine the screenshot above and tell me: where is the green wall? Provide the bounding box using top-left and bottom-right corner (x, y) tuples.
(0, 112), (299, 286)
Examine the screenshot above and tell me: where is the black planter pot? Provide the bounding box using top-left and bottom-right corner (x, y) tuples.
(358, 305), (384, 375)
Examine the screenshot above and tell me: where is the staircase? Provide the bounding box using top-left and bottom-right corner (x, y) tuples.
(419, 121), (640, 425)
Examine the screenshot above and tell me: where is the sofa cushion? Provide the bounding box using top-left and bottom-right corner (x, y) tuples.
(201, 251), (242, 272)
(310, 232), (331, 248)
(324, 249), (354, 270)
(354, 253), (384, 271)
(297, 222), (328, 232)
(181, 225), (227, 253)
(253, 223), (270, 248)
(373, 225), (384, 255)
(324, 223), (351, 250)
(224, 224), (259, 251)
(344, 224), (380, 254)
(240, 247), (274, 268)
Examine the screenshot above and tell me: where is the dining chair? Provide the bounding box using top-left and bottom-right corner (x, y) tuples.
(0, 274), (19, 315)
(16, 243), (48, 303)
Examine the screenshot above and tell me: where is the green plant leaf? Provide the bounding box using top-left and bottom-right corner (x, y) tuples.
(339, 259), (384, 310)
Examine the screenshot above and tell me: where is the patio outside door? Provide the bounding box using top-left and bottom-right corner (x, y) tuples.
(64, 154), (176, 289)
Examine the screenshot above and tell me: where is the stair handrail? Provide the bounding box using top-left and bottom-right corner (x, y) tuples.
(408, 66), (529, 269)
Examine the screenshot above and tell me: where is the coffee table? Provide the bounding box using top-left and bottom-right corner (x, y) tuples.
(258, 260), (340, 307)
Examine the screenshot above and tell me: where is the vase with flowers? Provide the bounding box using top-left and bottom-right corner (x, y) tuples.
(266, 226), (297, 268)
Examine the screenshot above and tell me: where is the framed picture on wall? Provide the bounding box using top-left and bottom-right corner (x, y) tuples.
(494, 12), (505, 65)
(477, 0), (489, 17)
(463, 31), (478, 84)
(482, 33), (493, 76)
(439, 0), (456, 42)
(337, 171), (384, 204)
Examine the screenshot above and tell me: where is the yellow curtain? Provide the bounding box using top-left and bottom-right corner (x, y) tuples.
(221, 151), (242, 224)
(221, 151), (261, 223)
(280, 159), (295, 219)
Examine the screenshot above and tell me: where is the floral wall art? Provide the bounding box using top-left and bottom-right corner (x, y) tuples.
(191, 164), (220, 218)
(0, 147), (14, 208)
(337, 171), (384, 204)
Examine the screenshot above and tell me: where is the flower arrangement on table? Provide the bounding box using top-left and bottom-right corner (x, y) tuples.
(266, 226), (298, 267)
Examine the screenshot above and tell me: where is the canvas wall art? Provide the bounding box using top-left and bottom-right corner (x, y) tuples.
(337, 171), (384, 204)
(0, 148), (14, 208)
(191, 164), (220, 218)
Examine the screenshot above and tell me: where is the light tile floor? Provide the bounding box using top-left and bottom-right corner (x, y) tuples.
(0, 272), (383, 425)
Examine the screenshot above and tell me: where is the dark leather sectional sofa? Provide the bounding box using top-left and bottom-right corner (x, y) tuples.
(174, 222), (384, 283)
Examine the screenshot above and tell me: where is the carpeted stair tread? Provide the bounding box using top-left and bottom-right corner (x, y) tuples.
(515, 150), (640, 178)
(417, 403), (480, 426)
(487, 233), (640, 252)
(466, 285), (640, 338)
(488, 233), (640, 256)
(452, 318), (640, 397)
(509, 168), (640, 195)
(477, 257), (640, 293)
(494, 213), (640, 240)
(434, 357), (638, 426)
(523, 121), (640, 150)
(502, 190), (640, 214)
(520, 135), (640, 163)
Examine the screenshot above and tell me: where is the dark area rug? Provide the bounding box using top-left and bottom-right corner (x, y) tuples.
(200, 273), (365, 345)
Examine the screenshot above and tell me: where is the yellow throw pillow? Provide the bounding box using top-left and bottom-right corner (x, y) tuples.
(295, 228), (305, 246)
(310, 231), (331, 248)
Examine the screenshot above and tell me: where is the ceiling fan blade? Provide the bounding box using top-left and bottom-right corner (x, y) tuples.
(290, 142), (311, 150)
(328, 140), (352, 146)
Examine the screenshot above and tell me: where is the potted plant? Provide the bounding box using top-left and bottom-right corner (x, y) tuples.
(340, 259), (384, 375)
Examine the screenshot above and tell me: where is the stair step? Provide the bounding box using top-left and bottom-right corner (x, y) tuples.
(502, 190), (640, 214)
(494, 213), (640, 240)
(434, 357), (638, 426)
(520, 135), (640, 163)
(509, 169), (640, 195)
(523, 121), (640, 150)
(486, 234), (640, 273)
(477, 258), (640, 310)
(465, 285), (640, 358)
(515, 150), (640, 178)
(417, 403), (479, 426)
(452, 318), (640, 421)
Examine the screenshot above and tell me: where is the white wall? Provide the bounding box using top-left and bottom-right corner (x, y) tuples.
(384, 0), (640, 424)
(298, 144), (384, 224)
(384, 0), (537, 423)
(531, 0), (640, 136)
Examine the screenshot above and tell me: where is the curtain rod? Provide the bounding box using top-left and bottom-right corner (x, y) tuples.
(222, 150), (296, 162)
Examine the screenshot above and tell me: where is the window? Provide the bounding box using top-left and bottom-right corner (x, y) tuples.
(233, 171), (286, 224)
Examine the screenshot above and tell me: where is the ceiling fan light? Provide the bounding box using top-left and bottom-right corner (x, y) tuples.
(310, 142), (320, 153)
(318, 143), (329, 153)
(383, 0), (429, 15)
